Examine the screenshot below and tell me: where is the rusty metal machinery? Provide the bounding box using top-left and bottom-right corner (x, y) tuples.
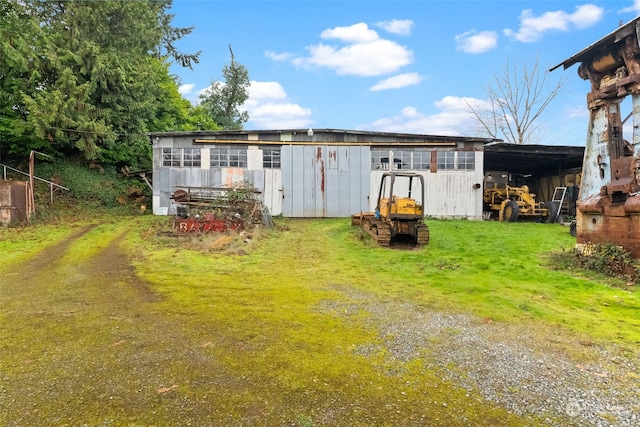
(552, 18), (640, 258)
(483, 184), (557, 222)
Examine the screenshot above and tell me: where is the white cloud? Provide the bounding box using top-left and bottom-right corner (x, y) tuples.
(294, 38), (412, 77)
(569, 4), (606, 28)
(241, 81), (313, 129)
(369, 73), (422, 91)
(243, 101), (313, 129)
(375, 19), (414, 36)
(247, 81), (287, 100)
(188, 80), (312, 128)
(455, 30), (498, 54)
(365, 96), (484, 135)
(264, 50), (293, 61)
(504, 4), (604, 42)
(620, 0), (640, 14)
(284, 23), (413, 77)
(178, 83), (195, 96)
(320, 22), (380, 43)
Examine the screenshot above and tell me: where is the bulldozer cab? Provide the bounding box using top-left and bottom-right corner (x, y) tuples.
(376, 172), (425, 220)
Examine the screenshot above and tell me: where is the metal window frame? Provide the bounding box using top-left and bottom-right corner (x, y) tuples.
(371, 148), (431, 171)
(162, 148), (181, 167)
(183, 148), (202, 167)
(261, 146), (281, 169)
(210, 145), (248, 168)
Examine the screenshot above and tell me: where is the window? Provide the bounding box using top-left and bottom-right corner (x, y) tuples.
(183, 148), (201, 167)
(411, 150), (431, 170)
(396, 151), (412, 170)
(371, 149), (392, 170)
(262, 146), (281, 168)
(436, 151), (475, 170)
(162, 148), (201, 167)
(457, 151), (475, 170)
(162, 148), (181, 167)
(210, 145), (247, 167)
(372, 148), (430, 171)
(437, 152), (455, 170)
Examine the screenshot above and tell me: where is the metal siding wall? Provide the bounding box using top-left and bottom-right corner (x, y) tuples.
(354, 146), (371, 214)
(425, 172), (479, 218)
(473, 151), (485, 220)
(247, 147), (261, 170)
(281, 146), (294, 216)
(306, 146), (321, 217)
(367, 169), (482, 219)
(325, 147), (340, 217)
(281, 145), (370, 217)
(157, 168), (171, 214)
(293, 146), (308, 217)
(263, 169), (283, 215)
(154, 143), (482, 219)
(338, 146), (351, 216)
(221, 168), (246, 187)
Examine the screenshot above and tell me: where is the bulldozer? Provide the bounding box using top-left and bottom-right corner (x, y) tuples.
(351, 172), (430, 247)
(483, 183), (559, 222)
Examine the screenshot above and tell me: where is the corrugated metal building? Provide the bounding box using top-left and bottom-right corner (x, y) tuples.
(149, 129), (498, 219)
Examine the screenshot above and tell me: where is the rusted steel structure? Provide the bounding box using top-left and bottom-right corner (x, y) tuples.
(552, 18), (640, 258)
(0, 181), (29, 224)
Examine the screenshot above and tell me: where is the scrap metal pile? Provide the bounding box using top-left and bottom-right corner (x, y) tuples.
(170, 184), (274, 233)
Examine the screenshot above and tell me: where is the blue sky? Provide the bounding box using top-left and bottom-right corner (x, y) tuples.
(168, 0), (640, 146)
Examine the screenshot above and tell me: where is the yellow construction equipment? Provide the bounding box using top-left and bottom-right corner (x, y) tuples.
(483, 183), (559, 222)
(352, 172), (429, 247)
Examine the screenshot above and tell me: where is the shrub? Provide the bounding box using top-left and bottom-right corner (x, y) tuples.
(549, 242), (639, 286)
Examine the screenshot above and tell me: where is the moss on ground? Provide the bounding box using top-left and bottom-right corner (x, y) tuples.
(1, 216), (637, 425)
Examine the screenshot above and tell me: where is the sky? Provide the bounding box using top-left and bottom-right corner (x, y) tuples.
(168, 0), (640, 146)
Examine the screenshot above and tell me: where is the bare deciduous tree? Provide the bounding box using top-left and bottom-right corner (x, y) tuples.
(466, 56), (567, 144)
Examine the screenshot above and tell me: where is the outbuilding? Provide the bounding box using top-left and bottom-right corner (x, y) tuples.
(149, 129), (498, 220)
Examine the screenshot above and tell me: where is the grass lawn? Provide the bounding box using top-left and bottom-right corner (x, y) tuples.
(1, 216), (638, 426)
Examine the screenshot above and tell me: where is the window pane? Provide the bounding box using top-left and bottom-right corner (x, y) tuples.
(414, 151), (430, 170)
(262, 147), (281, 168)
(396, 151), (411, 170)
(371, 149), (389, 170)
(437, 151), (454, 170)
(210, 147), (226, 167)
(162, 148), (172, 166)
(458, 152), (475, 170)
(162, 148), (181, 167)
(210, 145), (247, 168)
(183, 148), (201, 167)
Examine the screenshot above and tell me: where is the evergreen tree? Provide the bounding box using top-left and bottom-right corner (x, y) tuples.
(199, 45), (250, 130)
(0, 0), (200, 168)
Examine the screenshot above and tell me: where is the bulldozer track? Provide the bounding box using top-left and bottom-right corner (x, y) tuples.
(416, 224), (430, 245)
(364, 217), (392, 246)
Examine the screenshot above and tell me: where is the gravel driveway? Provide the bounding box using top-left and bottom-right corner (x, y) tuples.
(321, 288), (640, 427)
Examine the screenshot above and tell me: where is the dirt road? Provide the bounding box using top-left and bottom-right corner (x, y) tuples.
(1, 225), (246, 426)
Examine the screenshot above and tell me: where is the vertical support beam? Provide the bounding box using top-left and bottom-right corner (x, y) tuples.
(579, 105), (612, 201)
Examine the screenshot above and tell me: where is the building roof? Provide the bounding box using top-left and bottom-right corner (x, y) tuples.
(550, 17), (640, 72)
(149, 128), (501, 145)
(484, 143), (584, 175)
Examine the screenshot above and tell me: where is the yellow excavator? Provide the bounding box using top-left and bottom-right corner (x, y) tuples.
(352, 172), (430, 247)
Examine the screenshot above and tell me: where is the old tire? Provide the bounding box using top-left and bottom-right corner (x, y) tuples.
(569, 220), (577, 237)
(501, 200), (520, 222)
(545, 201), (560, 223)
